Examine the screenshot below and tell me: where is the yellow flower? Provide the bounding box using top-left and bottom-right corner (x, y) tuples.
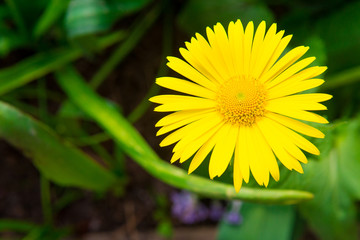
(150, 20), (332, 192)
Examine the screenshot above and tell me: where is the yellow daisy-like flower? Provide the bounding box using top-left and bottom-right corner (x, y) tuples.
(150, 20), (332, 192)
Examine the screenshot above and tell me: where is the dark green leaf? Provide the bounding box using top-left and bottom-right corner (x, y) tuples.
(65, 0), (151, 38)
(33, 0), (70, 39)
(218, 203), (295, 240)
(0, 101), (117, 191)
(316, 1), (360, 73)
(177, 0), (274, 36)
(270, 120), (360, 240)
(0, 31), (125, 96)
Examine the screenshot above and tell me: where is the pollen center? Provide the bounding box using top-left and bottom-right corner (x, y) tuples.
(216, 76), (267, 126)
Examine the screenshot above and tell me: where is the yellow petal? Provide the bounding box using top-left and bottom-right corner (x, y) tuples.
(156, 77), (216, 99)
(266, 102), (329, 123)
(266, 112), (324, 138)
(160, 113), (222, 149)
(167, 56), (217, 91)
(152, 95), (216, 112)
(279, 93), (332, 102)
(253, 124), (280, 181)
(233, 152), (243, 192)
(269, 120), (320, 155)
(247, 126), (269, 186)
(206, 26), (232, 80)
(180, 44), (223, 84)
(267, 66), (327, 89)
(249, 21), (266, 74)
(260, 46), (309, 83)
(171, 113), (223, 158)
(266, 57), (316, 88)
(257, 118), (304, 173)
(213, 23), (236, 77)
(262, 118), (308, 163)
(188, 126), (223, 174)
(243, 21), (254, 76)
(252, 24), (282, 79)
(209, 124), (238, 179)
(235, 127), (250, 183)
(228, 20), (245, 76)
(156, 111), (214, 136)
(259, 34), (292, 79)
(268, 79), (325, 99)
(179, 123), (223, 163)
(267, 98), (328, 111)
(155, 109), (212, 127)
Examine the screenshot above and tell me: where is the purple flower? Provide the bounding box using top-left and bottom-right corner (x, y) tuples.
(223, 201), (243, 225)
(170, 191), (208, 224)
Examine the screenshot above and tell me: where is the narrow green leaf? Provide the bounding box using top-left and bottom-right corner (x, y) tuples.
(65, 0), (151, 38)
(0, 30), (126, 96)
(218, 203), (295, 240)
(56, 66), (314, 204)
(33, 0), (70, 38)
(0, 219), (38, 232)
(0, 101), (117, 191)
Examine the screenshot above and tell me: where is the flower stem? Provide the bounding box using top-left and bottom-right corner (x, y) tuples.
(56, 66), (314, 204)
(321, 65), (360, 90)
(40, 175), (53, 226)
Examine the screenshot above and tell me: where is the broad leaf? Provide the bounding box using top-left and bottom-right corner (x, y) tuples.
(217, 203), (295, 240)
(270, 119), (360, 240)
(0, 101), (117, 191)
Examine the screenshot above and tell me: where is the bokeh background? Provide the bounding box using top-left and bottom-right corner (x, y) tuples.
(0, 0), (359, 239)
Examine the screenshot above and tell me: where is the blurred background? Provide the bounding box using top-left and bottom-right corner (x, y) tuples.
(0, 0), (359, 239)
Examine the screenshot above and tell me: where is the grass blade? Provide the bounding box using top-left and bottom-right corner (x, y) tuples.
(0, 101), (117, 191)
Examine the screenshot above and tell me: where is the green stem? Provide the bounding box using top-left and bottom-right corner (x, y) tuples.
(66, 132), (110, 146)
(90, 5), (161, 89)
(127, 3), (172, 123)
(37, 79), (49, 124)
(5, 0), (27, 37)
(321, 65), (360, 90)
(56, 66), (314, 204)
(40, 175), (53, 226)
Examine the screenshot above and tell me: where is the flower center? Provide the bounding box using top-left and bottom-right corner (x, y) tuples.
(216, 76), (267, 126)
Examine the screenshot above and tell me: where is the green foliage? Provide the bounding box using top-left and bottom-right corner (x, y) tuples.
(218, 203), (295, 240)
(65, 0), (151, 38)
(0, 0), (360, 238)
(0, 101), (117, 191)
(177, 0), (274, 36)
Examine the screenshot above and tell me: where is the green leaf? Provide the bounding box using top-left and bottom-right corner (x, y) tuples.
(0, 31), (26, 56)
(65, 0), (151, 38)
(217, 203), (295, 240)
(0, 101), (117, 191)
(33, 0), (70, 39)
(0, 30), (126, 96)
(177, 0), (274, 36)
(270, 120), (360, 240)
(0, 219), (38, 232)
(56, 66), (314, 204)
(336, 119), (360, 199)
(316, 1), (360, 72)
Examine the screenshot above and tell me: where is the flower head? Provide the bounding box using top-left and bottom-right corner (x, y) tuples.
(150, 20), (332, 192)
